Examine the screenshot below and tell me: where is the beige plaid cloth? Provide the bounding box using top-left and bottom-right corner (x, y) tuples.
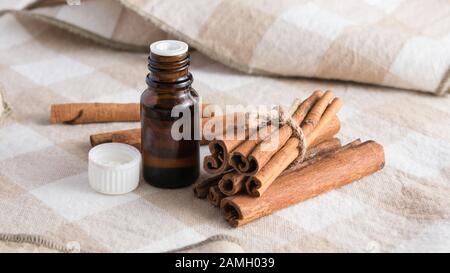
(0, 1), (450, 252)
(3, 0), (450, 95)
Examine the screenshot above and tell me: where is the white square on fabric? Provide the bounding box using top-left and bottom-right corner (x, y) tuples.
(385, 131), (450, 178)
(11, 56), (95, 86)
(30, 172), (140, 222)
(388, 37), (450, 91)
(87, 89), (141, 103)
(0, 123), (53, 161)
(337, 106), (361, 122)
(133, 228), (205, 253)
(363, 0), (405, 14)
(394, 220), (450, 252)
(76, 198), (199, 251)
(193, 63), (258, 92)
(0, 15), (33, 50)
(150, 0), (221, 37)
(280, 2), (354, 41)
(54, 0), (122, 37)
(0, 0), (34, 9)
(276, 191), (368, 233)
(48, 72), (134, 102)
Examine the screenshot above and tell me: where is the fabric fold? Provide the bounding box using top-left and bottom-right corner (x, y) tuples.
(0, 84), (11, 122)
(1, 0), (449, 95)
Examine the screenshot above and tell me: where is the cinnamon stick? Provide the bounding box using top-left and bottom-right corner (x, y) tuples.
(306, 97), (342, 146)
(221, 140), (385, 227)
(50, 103), (211, 124)
(245, 91), (323, 175)
(208, 186), (226, 207)
(193, 170), (233, 199)
(218, 172), (247, 196)
(50, 103), (140, 124)
(219, 137), (342, 197)
(301, 137), (342, 161)
(111, 129), (141, 150)
(203, 131), (248, 174)
(301, 90), (334, 135)
(90, 128), (140, 147)
(246, 116), (341, 197)
(89, 128), (136, 147)
(228, 124), (276, 174)
(281, 139), (359, 176)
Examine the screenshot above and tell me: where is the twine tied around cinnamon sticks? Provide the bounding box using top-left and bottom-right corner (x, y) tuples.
(248, 99), (308, 164)
(272, 99), (308, 164)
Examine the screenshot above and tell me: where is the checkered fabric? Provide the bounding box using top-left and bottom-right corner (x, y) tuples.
(0, 2), (450, 252)
(4, 0), (450, 95)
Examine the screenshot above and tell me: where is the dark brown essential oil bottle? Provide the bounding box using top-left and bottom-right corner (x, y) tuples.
(141, 40), (200, 188)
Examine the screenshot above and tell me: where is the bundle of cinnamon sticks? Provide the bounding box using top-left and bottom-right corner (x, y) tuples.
(193, 90), (385, 227)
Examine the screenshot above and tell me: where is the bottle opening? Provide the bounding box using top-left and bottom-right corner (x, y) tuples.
(150, 40), (188, 57)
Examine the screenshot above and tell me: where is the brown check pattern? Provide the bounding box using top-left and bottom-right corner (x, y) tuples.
(3, 0), (449, 94)
(0, 1), (450, 252)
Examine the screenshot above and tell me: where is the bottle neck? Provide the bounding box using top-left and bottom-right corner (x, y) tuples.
(146, 52), (193, 91)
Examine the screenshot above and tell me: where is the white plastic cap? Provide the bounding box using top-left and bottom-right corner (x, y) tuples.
(150, 40), (188, 56)
(88, 143), (141, 195)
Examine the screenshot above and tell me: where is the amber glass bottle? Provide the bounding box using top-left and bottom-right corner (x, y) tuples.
(141, 40), (200, 188)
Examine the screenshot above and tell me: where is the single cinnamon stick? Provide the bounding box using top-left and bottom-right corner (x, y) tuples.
(245, 91), (323, 175)
(221, 140), (385, 227)
(193, 170), (233, 199)
(306, 97), (342, 146)
(246, 116), (341, 197)
(229, 124), (276, 173)
(203, 126), (250, 175)
(90, 128), (140, 147)
(50, 103), (140, 124)
(50, 103), (211, 124)
(203, 138), (245, 175)
(220, 137), (341, 197)
(301, 90), (334, 135)
(112, 129), (141, 150)
(208, 186), (226, 207)
(282, 138), (359, 176)
(218, 172), (248, 196)
(301, 137), (342, 161)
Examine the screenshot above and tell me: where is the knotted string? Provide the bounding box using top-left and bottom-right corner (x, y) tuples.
(251, 99), (308, 163)
(276, 99), (308, 163)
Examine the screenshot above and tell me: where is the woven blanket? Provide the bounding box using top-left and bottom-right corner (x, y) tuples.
(0, 1), (449, 252)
